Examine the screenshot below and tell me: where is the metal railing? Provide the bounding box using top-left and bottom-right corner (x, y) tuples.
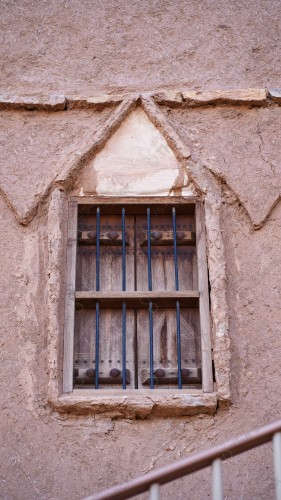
(84, 419), (281, 500)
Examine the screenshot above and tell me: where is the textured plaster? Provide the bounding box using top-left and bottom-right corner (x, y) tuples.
(1, 2), (281, 494)
(1, 102), (281, 497)
(45, 104), (230, 418)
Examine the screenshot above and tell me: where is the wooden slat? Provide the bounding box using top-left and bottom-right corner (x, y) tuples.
(75, 213), (136, 389)
(73, 368), (132, 386)
(73, 308), (135, 389)
(63, 200), (78, 393)
(76, 215), (135, 292)
(141, 367), (201, 385)
(196, 202), (213, 393)
(139, 230), (195, 246)
(75, 291), (199, 309)
(78, 230), (130, 246)
(136, 213), (196, 292)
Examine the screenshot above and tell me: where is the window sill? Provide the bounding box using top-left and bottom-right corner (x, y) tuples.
(49, 390), (218, 419)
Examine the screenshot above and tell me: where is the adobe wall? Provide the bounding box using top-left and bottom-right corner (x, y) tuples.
(1, 2), (281, 499)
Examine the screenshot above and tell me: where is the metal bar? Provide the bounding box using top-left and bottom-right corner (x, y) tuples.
(121, 208), (127, 389)
(95, 301), (100, 390)
(122, 208), (126, 291)
(172, 207), (182, 389)
(147, 208), (152, 291)
(212, 459), (223, 500)
(84, 419), (281, 500)
(149, 483), (160, 500)
(172, 207), (179, 290)
(147, 208), (154, 389)
(149, 301), (154, 389)
(95, 207), (101, 390)
(273, 432), (281, 500)
(122, 301), (126, 389)
(96, 207), (101, 291)
(176, 300), (182, 389)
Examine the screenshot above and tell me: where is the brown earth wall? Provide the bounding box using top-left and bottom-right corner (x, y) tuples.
(1, 1), (281, 499)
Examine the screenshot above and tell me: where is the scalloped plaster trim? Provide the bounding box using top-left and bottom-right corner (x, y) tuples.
(0, 93), (280, 228)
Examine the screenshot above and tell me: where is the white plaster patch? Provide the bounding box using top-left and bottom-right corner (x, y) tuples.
(88, 108), (193, 196)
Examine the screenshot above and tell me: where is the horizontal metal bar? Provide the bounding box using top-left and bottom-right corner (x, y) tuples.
(84, 419), (281, 500)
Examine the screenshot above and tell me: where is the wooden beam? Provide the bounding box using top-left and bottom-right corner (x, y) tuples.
(75, 291), (199, 309)
(139, 230), (195, 246)
(73, 197), (196, 215)
(73, 196), (198, 205)
(78, 230), (130, 246)
(141, 367), (201, 386)
(196, 202), (213, 393)
(63, 201), (78, 393)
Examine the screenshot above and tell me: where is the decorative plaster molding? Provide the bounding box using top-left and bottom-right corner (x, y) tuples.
(0, 92), (280, 229)
(0, 88), (280, 112)
(49, 391), (218, 418)
(154, 88), (267, 107)
(0, 94), (66, 111)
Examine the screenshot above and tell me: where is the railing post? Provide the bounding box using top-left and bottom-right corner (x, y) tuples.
(149, 483), (160, 500)
(273, 432), (281, 500)
(212, 458), (223, 500)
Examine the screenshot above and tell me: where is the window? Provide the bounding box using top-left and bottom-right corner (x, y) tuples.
(63, 197), (213, 394)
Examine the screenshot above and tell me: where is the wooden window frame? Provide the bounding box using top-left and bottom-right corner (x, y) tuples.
(63, 196), (213, 396)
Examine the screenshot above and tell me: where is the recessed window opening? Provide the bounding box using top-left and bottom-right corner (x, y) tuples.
(72, 201), (205, 391)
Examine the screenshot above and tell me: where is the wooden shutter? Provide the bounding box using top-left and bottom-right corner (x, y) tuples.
(64, 199), (212, 392)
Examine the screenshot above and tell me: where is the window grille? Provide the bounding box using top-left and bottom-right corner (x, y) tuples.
(63, 198), (213, 393)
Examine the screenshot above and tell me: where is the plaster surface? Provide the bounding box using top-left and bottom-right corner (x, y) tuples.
(1, 1), (281, 498)
(0, 0), (280, 94)
(1, 191), (281, 499)
(76, 108), (192, 196)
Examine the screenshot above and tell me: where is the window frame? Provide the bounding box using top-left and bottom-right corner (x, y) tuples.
(62, 196), (213, 395)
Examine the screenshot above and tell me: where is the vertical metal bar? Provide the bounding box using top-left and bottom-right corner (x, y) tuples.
(172, 207), (182, 389)
(176, 301), (182, 389)
(95, 301), (100, 390)
(121, 208), (126, 389)
(273, 432), (281, 500)
(212, 458), (223, 500)
(122, 208), (126, 292)
(149, 301), (154, 389)
(96, 207), (100, 292)
(172, 207), (179, 291)
(133, 215), (138, 389)
(95, 207), (100, 390)
(147, 208), (152, 291)
(149, 483), (160, 500)
(122, 301), (126, 389)
(147, 208), (154, 389)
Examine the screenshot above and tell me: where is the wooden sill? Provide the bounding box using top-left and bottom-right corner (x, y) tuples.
(49, 390), (218, 418)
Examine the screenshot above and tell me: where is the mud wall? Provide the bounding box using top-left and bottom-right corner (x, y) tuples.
(1, 1), (281, 499)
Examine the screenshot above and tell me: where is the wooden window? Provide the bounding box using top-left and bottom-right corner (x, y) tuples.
(63, 198), (213, 393)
